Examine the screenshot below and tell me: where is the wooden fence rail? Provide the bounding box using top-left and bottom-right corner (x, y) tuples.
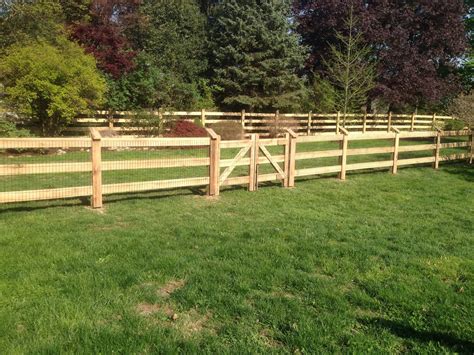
(0, 129), (472, 207)
(68, 110), (457, 136)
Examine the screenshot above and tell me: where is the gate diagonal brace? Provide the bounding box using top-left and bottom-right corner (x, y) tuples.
(219, 144), (252, 185)
(259, 144), (286, 179)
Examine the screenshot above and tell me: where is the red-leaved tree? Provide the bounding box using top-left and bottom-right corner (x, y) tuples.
(69, 0), (141, 78)
(295, 0), (468, 109)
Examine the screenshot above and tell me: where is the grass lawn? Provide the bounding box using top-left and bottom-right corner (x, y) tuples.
(0, 160), (473, 353)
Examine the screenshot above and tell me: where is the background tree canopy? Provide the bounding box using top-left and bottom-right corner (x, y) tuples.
(0, 0), (471, 136)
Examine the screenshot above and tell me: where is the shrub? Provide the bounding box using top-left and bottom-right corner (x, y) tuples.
(449, 92), (473, 129)
(209, 121), (245, 140)
(268, 116), (300, 138)
(127, 111), (162, 137)
(166, 119), (208, 138)
(0, 37), (106, 136)
(0, 115), (31, 137)
(444, 119), (466, 131)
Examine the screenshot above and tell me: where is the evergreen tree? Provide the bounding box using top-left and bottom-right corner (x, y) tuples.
(323, 9), (376, 118)
(125, 0), (211, 109)
(210, 0), (307, 112)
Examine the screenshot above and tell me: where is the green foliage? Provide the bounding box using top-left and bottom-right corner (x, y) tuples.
(0, 0), (65, 51)
(323, 9), (376, 116)
(444, 119), (467, 131)
(126, 110), (163, 137)
(302, 74), (337, 113)
(449, 92), (474, 128)
(210, 0), (308, 112)
(0, 38), (106, 136)
(115, 0), (211, 110)
(0, 115), (31, 137)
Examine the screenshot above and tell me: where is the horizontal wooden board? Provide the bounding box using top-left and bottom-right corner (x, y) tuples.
(0, 162), (91, 176)
(346, 160), (394, 171)
(398, 144), (436, 152)
(397, 157), (436, 166)
(220, 140), (252, 149)
(0, 138), (91, 149)
(440, 153), (468, 161)
(347, 146), (394, 156)
(102, 137), (210, 148)
(0, 186), (92, 203)
(258, 173), (284, 182)
(440, 142), (470, 149)
(220, 155), (284, 168)
(297, 134), (344, 143)
(220, 175), (250, 187)
(440, 130), (471, 137)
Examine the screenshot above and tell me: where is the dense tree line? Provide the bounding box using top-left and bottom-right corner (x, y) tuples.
(0, 0), (471, 135)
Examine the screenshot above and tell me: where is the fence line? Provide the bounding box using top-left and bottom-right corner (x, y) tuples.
(0, 129), (472, 207)
(68, 110), (456, 136)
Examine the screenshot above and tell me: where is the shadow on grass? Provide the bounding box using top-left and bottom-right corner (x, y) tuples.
(442, 162), (474, 182)
(1, 163), (471, 213)
(359, 317), (474, 353)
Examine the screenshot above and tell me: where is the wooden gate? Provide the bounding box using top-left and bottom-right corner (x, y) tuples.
(254, 135), (291, 190)
(209, 131), (297, 196)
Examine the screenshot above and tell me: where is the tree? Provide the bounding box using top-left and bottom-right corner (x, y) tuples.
(71, 22), (136, 78)
(0, 38), (106, 136)
(449, 92), (474, 128)
(460, 0), (473, 91)
(323, 9), (375, 118)
(295, 0), (468, 110)
(123, 0), (210, 109)
(210, 0), (308, 112)
(0, 0), (65, 51)
(68, 0), (139, 79)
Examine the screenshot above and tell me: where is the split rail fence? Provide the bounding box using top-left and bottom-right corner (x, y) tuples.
(0, 129), (472, 207)
(69, 110), (456, 136)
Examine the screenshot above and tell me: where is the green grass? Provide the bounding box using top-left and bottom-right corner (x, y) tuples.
(0, 161), (473, 353)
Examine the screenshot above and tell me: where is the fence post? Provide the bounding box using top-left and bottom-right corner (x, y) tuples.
(241, 109), (246, 129)
(363, 112), (367, 133)
(411, 113), (416, 131)
(434, 129), (442, 169)
(391, 127), (400, 174)
(387, 112), (392, 133)
(285, 129), (298, 188)
(249, 134), (259, 191)
(432, 113), (437, 130)
(90, 128), (103, 209)
(158, 108), (164, 135)
(307, 111), (312, 136)
(336, 111), (341, 134)
(339, 127), (349, 180)
(107, 111), (114, 129)
(470, 131), (473, 164)
(207, 129), (220, 196)
(201, 109), (206, 127)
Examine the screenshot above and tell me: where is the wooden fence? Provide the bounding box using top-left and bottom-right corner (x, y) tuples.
(0, 128), (472, 207)
(69, 110), (456, 136)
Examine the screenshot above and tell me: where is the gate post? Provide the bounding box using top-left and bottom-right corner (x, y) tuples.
(90, 128), (103, 209)
(391, 127), (400, 174)
(206, 129), (220, 196)
(285, 129), (298, 188)
(249, 134), (259, 191)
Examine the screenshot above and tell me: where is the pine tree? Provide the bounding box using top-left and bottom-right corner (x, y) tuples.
(210, 0), (307, 112)
(323, 8), (376, 119)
